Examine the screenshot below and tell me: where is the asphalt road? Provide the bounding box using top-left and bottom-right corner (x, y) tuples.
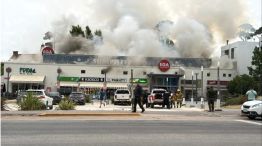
(2, 118), (262, 146)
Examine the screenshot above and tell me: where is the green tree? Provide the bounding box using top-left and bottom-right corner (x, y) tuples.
(70, 25), (85, 37)
(227, 74), (256, 95)
(248, 46), (262, 95)
(85, 26), (93, 40)
(1, 63), (4, 76)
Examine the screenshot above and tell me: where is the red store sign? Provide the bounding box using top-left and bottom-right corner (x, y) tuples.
(207, 80), (229, 86)
(158, 59), (170, 72)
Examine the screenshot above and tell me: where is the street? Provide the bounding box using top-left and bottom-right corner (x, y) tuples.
(2, 111), (262, 146)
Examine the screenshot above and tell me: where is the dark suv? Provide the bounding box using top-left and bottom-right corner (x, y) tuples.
(48, 92), (63, 105)
(69, 92), (85, 105)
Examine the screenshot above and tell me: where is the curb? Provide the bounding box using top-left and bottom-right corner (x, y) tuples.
(38, 112), (141, 117)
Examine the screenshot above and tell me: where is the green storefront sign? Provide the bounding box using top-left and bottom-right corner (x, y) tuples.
(58, 76), (79, 82)
(131, 78), (148, 84)
(20, 67), (36, 74)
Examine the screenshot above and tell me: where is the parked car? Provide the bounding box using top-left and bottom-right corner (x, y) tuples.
(114, 89), (131, 105)
(69, 92), (85, 105)
(241, 100), (262, 119)
(25, 89), (54, 109)
(147, 88), (167, 108)
(48, 92), (63, 105)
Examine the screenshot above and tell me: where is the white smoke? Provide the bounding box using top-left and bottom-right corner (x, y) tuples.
(51, 0), (248, 58)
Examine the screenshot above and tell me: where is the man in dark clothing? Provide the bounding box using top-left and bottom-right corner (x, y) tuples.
(207, 87), (217, 112)
(162, 91), (171, 109)
(132, 84), (145, 113)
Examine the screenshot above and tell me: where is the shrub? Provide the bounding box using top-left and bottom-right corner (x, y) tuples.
(224, 95), (247, 106)
(19, 93), (46, 110)
(58, 99), (75, 110)
(1, 97), (6, 110)
(85, 95), (91, 103)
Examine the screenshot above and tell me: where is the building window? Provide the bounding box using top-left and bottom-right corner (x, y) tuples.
(143, 71), (147, 75)
(228, 74), (232, 77)
(81, 70), (85, 74)
(207, 73), (210, 77)
(231, 48), (234, 59)
(224, 50), (229, 56)
(223, 73), (226, 77)
(123, 71), (128, 75)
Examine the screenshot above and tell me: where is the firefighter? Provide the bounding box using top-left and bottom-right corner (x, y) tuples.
(162, 91), (171, 109)
(207, 87), (217, 112)
(132, 84), (145, 113)
(176, 89), (183, 108)
(171, 90), (177, 108)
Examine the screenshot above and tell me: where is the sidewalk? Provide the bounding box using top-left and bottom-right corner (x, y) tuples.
(2, 100), (238, 117)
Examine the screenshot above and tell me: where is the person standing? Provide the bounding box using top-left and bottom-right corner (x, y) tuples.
(207, 87), (217, 112)
(163, 91), (171, 109)
(99, 88), (106, 108)
(176, 89), (183, 108)
(246, 88), (257, 101)
(171, 90), (177, 108)
(132, 84), (145, 113)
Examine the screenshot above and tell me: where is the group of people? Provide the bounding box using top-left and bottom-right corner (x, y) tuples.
(162, 89), (184, 109)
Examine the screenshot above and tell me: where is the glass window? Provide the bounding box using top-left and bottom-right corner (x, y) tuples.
(228, 74), (232, 77)
(123, 71), (128, 75)
(223, 73), (226, 77)
(207, 73), (210, 77)
(81, 70), (85, 74)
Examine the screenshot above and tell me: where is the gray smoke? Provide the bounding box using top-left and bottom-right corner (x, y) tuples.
(51, 0), (248, 58)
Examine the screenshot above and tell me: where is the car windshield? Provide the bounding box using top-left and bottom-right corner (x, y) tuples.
(27, 91), (43, 96)
(116, 90), (129, 94)
(71, 93), (83, 96)
(153, 90), (165, 94)
(49, 92), (59, 96)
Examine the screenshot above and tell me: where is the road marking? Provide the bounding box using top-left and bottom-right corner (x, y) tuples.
(235, 120), (262, 126)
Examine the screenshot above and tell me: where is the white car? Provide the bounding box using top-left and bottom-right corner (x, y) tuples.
(26, 89), (54, 109)
(114, 89), (131, 105)
(241, 100), (262, 119)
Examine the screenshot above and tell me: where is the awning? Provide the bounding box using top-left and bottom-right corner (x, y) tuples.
(60, 82), (79, 87)
(106, 83), (128, 89)
(9, 75), (45, 83)
(79, 82), (104, 88)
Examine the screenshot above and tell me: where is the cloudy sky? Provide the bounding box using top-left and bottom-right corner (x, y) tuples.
(0, 0), (261, 61)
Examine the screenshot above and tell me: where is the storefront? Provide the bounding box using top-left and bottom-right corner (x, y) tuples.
(9, 75), (45, 92)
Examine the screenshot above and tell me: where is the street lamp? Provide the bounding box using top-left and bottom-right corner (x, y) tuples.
(57, 68), (62, 91)
(201, 66), (204, 109)
(6, 67), (12, 94)
(195, 73), (199, 104)
(216, 61), (221, 110)
(190, 70), (194, 107)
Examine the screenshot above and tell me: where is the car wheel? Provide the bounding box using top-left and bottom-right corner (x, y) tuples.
(150, 103), (154, 108)
(146, 103), (149, 108)
(248, 115), (256, 120)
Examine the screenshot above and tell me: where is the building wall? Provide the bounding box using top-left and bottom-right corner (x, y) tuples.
(3, 61), (236, 99)
(221, 41), (258, 75)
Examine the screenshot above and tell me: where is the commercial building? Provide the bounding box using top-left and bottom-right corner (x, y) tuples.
(1, 51), (236, 101)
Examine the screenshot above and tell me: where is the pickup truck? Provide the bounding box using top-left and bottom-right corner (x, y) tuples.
(147, 89), (167, 108)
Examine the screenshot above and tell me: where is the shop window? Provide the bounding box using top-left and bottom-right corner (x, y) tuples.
(123, 71), (128, 75)
(81, 70), (85, 74)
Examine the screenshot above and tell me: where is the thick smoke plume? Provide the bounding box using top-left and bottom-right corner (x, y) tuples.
(52, 0), (247, 59)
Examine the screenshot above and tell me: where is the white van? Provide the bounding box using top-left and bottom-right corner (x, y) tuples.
(114, 89), (131, 105)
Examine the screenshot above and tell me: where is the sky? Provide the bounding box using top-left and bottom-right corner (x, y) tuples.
(0, 0), (261, 61)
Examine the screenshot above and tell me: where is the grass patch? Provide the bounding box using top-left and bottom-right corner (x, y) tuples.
(224, 95), (247, 106)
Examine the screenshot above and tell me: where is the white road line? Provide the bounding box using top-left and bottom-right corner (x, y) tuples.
(235, 120), (262, 126)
